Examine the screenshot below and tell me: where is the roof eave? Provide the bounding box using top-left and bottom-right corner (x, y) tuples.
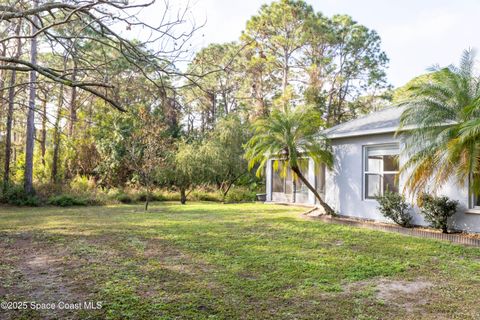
(326, 127), (398, 139)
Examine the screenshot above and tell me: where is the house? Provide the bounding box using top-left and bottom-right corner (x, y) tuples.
(265, 106), (480, 233)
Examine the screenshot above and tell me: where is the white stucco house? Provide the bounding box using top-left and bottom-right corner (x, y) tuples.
(265, 106), (480, 233)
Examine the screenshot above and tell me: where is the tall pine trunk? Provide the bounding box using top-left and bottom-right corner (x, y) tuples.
(24, 0), (39, 194)
(3, 23), (21, 190)
(0, 43), (5, 121)
(68, 58), (77, 137)
(290, 165), (334, 215)
(40, 97), (47, 167)
(51, 84), (64, 183)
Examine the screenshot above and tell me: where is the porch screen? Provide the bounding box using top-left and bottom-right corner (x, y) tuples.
(294, 160), (309, 195)
(316, 163), (326, 197)
(272, 161), (285, 192)
(364, 144), (399, 199)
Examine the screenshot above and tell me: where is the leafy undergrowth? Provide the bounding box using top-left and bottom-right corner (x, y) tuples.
(0, 202), (479, 319)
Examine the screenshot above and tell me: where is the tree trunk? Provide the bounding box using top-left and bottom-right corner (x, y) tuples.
(68, 58), (77, 137)
(40, 97), (47, 167)
(282, 52), (289, 97)
(442, 224), (448, 234)
(291, 165), (334, 215)
(144, 190), (150, 211)
(24, 3), (39, 195)
(3, 22), (21, 191)
(221, 173), (245, 203)
(0, 43), (6, 121)
(51, 84), (64, 183)
(180, 187), (186, 205)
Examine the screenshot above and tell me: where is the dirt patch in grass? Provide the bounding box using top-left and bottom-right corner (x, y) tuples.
(0, 233), (89, 319)
(375, 279), (433, 312)
(342, 277), (435, 316)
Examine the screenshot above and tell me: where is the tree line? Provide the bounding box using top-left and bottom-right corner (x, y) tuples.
(0, 0), (390, 206)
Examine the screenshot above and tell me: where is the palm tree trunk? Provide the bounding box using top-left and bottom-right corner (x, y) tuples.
(290, 165), (334, 215)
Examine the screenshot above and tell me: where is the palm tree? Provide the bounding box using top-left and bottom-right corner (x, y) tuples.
(398, 49), (480, 197)
(245, 105), (334, 214)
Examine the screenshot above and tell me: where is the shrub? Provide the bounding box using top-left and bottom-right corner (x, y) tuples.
(134, 191), (148, 202)
(70, 175), (96, 193)
(134, 190), (163, 202)
(34, 182), (64, 199)
(1, 185), (40, 206)
(156, 190), (180, 201)
(224, 188), (256, 203)
(116, 193), (133, 204)
(376, 191), (412, 227)
(48, 195), (87, 207)
(190, 190), (222, 202)
(419, 194), (458, 233)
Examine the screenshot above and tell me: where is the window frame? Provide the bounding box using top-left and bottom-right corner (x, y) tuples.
(362, 143), (400, 200)
(469, 176), (480, 210)
(474, 194), (480, 209)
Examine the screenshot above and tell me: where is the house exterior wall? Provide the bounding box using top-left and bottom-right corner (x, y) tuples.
(265, 132), (480, 233)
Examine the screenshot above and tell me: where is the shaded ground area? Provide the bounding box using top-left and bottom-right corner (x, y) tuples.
(0, 202), (479, 319)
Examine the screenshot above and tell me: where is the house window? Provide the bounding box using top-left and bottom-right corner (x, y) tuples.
(364, 144), (400, 199)
(471, 183), (480, 209)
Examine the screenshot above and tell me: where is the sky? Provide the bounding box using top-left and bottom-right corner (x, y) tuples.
(143, 0), (480, 88)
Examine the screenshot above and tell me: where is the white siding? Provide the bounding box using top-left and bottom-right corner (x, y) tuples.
(325, 133), (480, 233)
(266, 132), (480, 233)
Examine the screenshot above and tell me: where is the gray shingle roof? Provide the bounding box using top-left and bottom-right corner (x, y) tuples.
(323, 106), (406, 139)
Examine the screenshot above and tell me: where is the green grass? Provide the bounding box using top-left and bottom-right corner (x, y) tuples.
(0, 202), (479, 319)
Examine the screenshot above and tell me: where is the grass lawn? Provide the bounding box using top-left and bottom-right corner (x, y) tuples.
(0, 202), (479, 320)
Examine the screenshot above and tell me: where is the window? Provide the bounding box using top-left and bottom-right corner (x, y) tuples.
(471, 177), (480, 209)
(364, 144), (400, 199)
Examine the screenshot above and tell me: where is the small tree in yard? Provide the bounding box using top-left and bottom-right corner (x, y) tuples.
(419, 194), (458, 233)
(125, 108), (171, 211)
(376, 191), (412, 227)
(168, 142), (210, 204)
(205, 116), (250, 202)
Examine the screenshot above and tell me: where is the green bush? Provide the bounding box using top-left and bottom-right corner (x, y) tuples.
(376, 191), (412, 227)
(134, 191), (163, 202)
(133, 191), (148, 202)
(70, 175), (96, 193)
(1, 185), (40, 206)
(116, 193), (134, 204)
(48, 195), (87, 207)
(190, 190), (222, 202)
(155, 190), (180, 201)
(224, 188), (256, 203)
(419, 194), (458, 233)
